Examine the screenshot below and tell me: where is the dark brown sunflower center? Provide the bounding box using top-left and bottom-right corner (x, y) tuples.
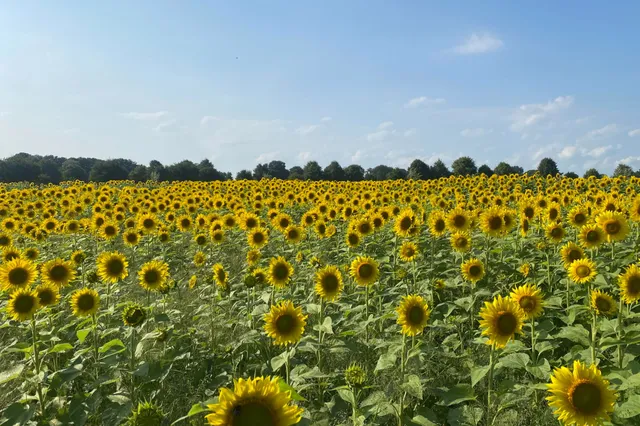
(400, 217), (412, 231)
(0, 236), (9, 245)
(595, 296), (611, 313)
(488, 216), (502, 231)
(104, 225), (117, 236)
(550, 227), (563, 238)
(435, 220), (445, 232)
(144, 270), (160, 284)
(217, 270), (226, 282)
(126, 233), (138, 243)
(125, 307), (145, 326)
(627, 276), (640, 295)
(469, 265), (482, 277)
(273, 264), (289, 280)
(605, 221), (620, 235)
(196, 235), (206, 245)
(519, 296), (536, 312)
(15, 294), (36, 313)
(407, 305), (425, 324)
(181, 219), (190, 228)
(160, 233), (169, 242)
(403, 247), (416, 257)
(107, 259), (124, 275)
(524, 207), (534, 219)
(348, 233), (359, 245)
(586, 230), (599, 242)
(358, 263), (374, 279)
(253, 232), (265, 244)
(321, 274), (339, 293)
(8, 267), (29, 286)
(576, 265), (591, 277)
(496, 312), (517, 336)
(549, 209), (558, 220)
(570, 382), (601, 415)
(278, 218), (289, 229)
(287, 229), (299, 240)
(275, 314), (296, 334)
(453, 215), (466, 228)
(455, 238), (468, 248)
(231, 401), (275, 426)
(49, 265), (69, 281)
(143, 219), (154, 229)
(574, 213), (586, 224)
(77, 294), (95, 311)
(568, 250), (582, 262)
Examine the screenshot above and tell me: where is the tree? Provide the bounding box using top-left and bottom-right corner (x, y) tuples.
(478, 164), (493, 176)
(613, 163), (634, 177)
(564, 171), (579, 179)
(407, 159), (431, 180)
(365, 165), (393, 181)
(511, 166), (524, 175)
(267, 161), (289, 179)
(288, 166), (304, 180)
(494, 162), (513, 176)
(128, 165), (149, 181)
(39, 158), (62, 183)
(431, 159), (451, 178)
(323, 161), (346, 181)
(166, 160), (200, 181)
(198, 159), (222, 181)
(344, 165), (365, 181)
(60, 159), (88, 181)
(537, 158), (559, 176)
(583, 168), (601, 178)
(149, 160), (168, 181)
(236, 170), (253, 180)
(451, 156), (477, 176)
(386, 168), (407, 180)
(302, 161), (324, 181)
(253, 164), (270, 180)
(89, 160), (129, 182)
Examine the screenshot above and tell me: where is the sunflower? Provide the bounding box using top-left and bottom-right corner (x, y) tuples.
(157, 228), (170, 243)
(193, 251), (206, 267)
(7, 288), (40, 321)
(596, 211), (630, 242)
(314, 265), (343, 301)
(461, 258), (485, 284)
(546, 360), (616, 426)
(268, 256), (294, 288)
(248, 227), (269, 249)
(123, 229), (141, 246)
(568, 258), (597, 284)
(396, 294), (431, 336)
(23, 247), (39, 261)
(194, 233), (208, 246)
(205, 376), (304, 426)
(345, 230), (361, 248)
(210, 229), (225, 244)
(479, 206), (505, 237)
(0, 258), (38, 291)
(284, 225), (304, 244)
(35, 283), (60, 307)
(579, 224), (605, 249)
(560, 242), (585, 267)
(263, 300), (308, 346)
(41, 258), (76, 287)
(509, 284), (544, 320)
(349, 256), (379, 287)
(446, 207), (471, 232)
(399, 241), (419, 262)
(590, 290), (616, 316)
(176, 214), (193, 232)
(122, 303), (146, 327)
(212, 263), (228, 289)
(98, 220), (119, 240)
(127, 401), (166, 426)
(189, 275), (198, 289)
(479, 295), (525, 348)
(138, 260), (169, 291)
(70, 288), (100, 317)
(97, 251), (129, 283)
(0, 232), (12, 247)
(427, 210), (447, 237)
(618, 263), (640, 304)
(246, 249), (261, 266)
(545, 222), (565, 244)
(345, 364), (367, 387)
(253, 268), (267, 286)
(450, 231), (471, 253)
(70, 249), (87, 266)
(568, 206), (589, 228)
(519, 263), (531, 277)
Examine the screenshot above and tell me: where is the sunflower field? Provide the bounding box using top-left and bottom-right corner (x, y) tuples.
(2, 175), (640, 426)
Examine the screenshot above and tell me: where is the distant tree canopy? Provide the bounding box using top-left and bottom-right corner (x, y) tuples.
(0, 152), (631, 183)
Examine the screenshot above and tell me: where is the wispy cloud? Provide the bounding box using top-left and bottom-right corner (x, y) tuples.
(295, 124), (319, 135)
(255, 151), (279, 164)
(585, 145), (612, 158)
(121, 111), (169, 121)
(154, 119), (177, 132)
(297, 151), (312, 162)
(404, 96), (446, 108)
(452, 33), (504, 55)
(510, 96), (574, 132)
(578, 124), (618, 141)
(366, 121), (396, 142)
(404, 128), (417, 137)
(629, 129), (640, 137)
(320, 116), (332, 122)
(558, 145), (577, 159)
(460, 128), (492, 138)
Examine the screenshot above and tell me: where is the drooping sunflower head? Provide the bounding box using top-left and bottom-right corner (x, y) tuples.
(205, 376), (304, 426)
(138, 260), (169, 291)
(560, 242), (584, 267)
(189, 275), (198, 289)
(509, 284), (544, 320)
(70, 288), (100, 317)
(461, 258), (485, 284)
(396, 294), (431, 336)
(246, 249), (261, 266)
(41, 258), (77, 287)
(399, 241), (419, 262)
(590, 290), (616, 316)
(23, 247), (39, 261)
(314, 265), (344, 301)
(344, 363), (367, 387)
(263, 300), (308, 346)
(519, 263), (531, 277)
(349, 256), (379, 287)
(345, 230), (361, 248)
(579, 224), (605, 249)
(35, 283), (60, 307)
(596, 211), (630, 242)
(2, 246), (22, 262)
(127, 400), (166, 426)
(7, 288), (40, 321)
(252, 268), (267, 286)
(450, 231), (471, 253)
(545, 222), (565, 244)
(268, 256), (294, 288)
(478, 295), (525, 348)
(568, 258), (597, 284)
(248, 227), (269, 249)
(71, 250), (87, 265)
(122, 303), (147, 327)
(97, 251), (129, 283)
(212, 263), (228, 289)
(618, 263), (640, 304)
(546, 360), (616, 426)
(0, 258), (38, 291)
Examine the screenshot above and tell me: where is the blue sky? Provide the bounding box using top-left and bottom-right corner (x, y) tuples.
(1, 1), (639, 174)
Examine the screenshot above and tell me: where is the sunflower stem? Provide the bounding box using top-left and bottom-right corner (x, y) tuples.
(318, 298), (324, 369)
(285, 348), (290, 385)
(92, 314), (100, 379)
(530, 320), (536, 364)
(31, 318), (46, 416)
(565, 277), (571, 309)
(399, 333), (406, 426)
(591, 309), (597, 365)
(486, 343), (496, 426)
(617, 297), (625, 369)
(364, 285), (369, 344)
(130, 328), (137, 404)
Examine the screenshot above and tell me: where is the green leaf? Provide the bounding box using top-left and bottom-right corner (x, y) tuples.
(99, 339), (125, 353)
(187, 402), (207, 416)
(498, 353), (530, 370)
(556, 325), (590, 347)
(470, 365), (490, 387)
(375, 352), (397, 372)
(271, 352), (288, 371)
(107, 395), (131, 405)
(0, 364), (24, 385)
(1, 402), (36, 425)
(617, 394), (640, 419)
(314, 316), (333, 335)
(306, 303), (321, 315)
(360, 390), (388, 407)
(57, 364), (84, 383)
(410, 407), (439, 426)
(619, 373), (640, 391)
(278, 378), (307, 401)
(336, 388), (355, 406)
(526, 358), (551, 380)
(401, 374), (423, 400)
(76, 328), (92, 343)
(437, 384), (476, 406)
(447, 405), (483, 425)
(49, 343), (74, 353)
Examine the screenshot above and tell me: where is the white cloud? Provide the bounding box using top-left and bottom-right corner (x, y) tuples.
(295, 124), (319, 135)
(366, 130), (390, 142)
(378, 121), (394, 130)
(616, 156), (640, 166)
(558, 145), (577, 159)
(298, 151), (312, 162)
(154, 119), (177, 132)
(121, 111), (169, 121)
(452, 33), (504, 55)
(460, 128), (492, 138)
(580, 124), (618, 141)
(510, 96), (574, 132)
(255, 151), (279, 164)
(404, 96), (446, 108)
(575, 117), (590, 124)
(629, 129), (640, 137)
(404, 128), (417, 137)
(585, 145), (612, 158)
(531, 143), (561, 161)
(351, 150), (364, 162)
(320, 116), (332, 122)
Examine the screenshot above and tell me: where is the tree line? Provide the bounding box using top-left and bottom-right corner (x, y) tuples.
(0, 153), (637, 183)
